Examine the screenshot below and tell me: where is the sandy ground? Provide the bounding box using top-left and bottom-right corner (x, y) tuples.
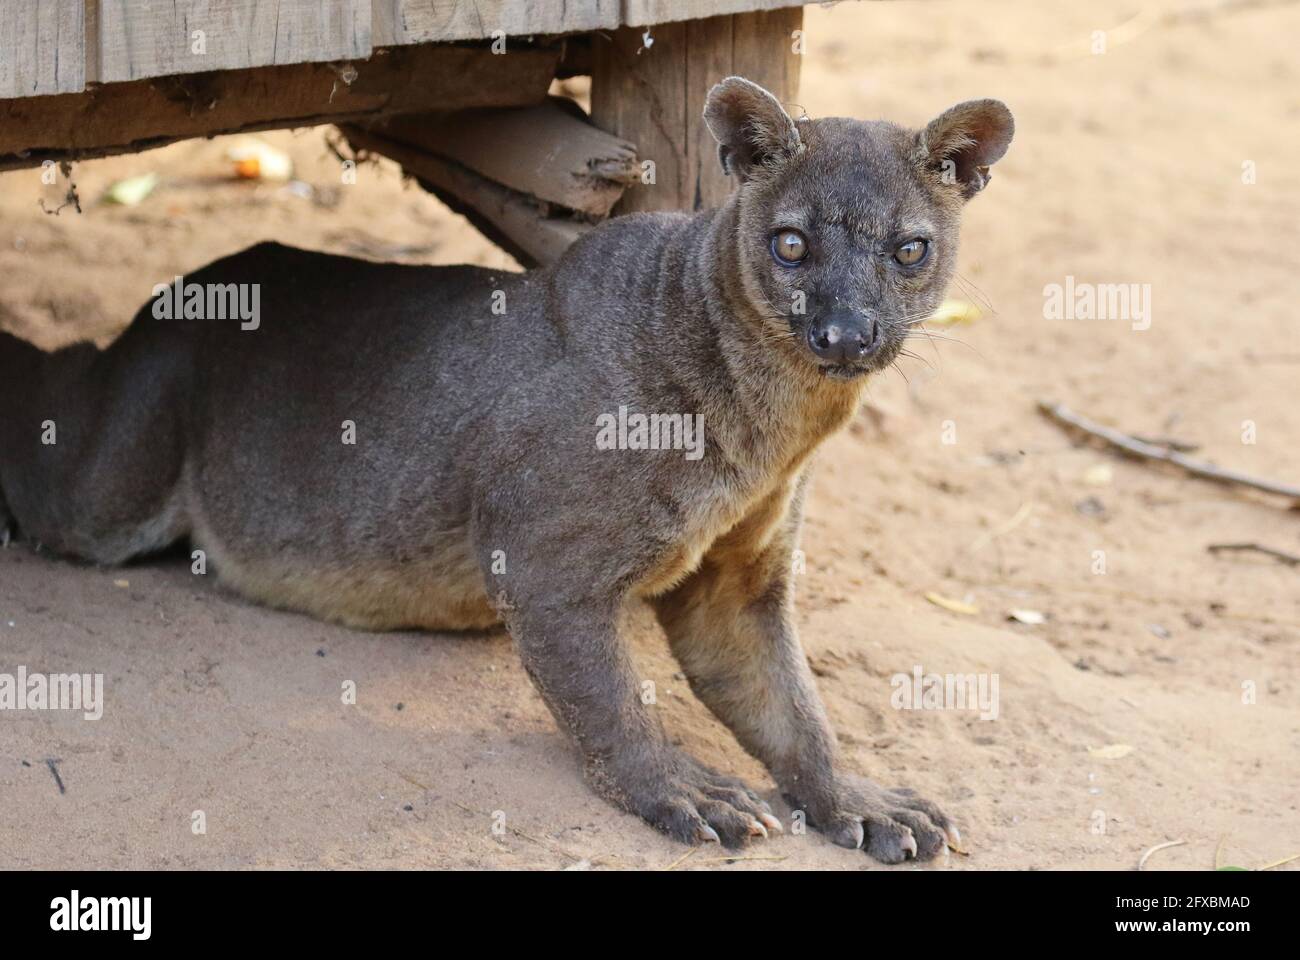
(1, 0), (1298, 870)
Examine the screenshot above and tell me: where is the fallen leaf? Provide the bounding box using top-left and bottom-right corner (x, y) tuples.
(226, 139), (293, 181)
(113, 579), (129, 589)
(928, 298), (981, 327)
(925, 591), (979, 616)
(103, 173), (159, 206)
(1007, 608), (1047, 625)
(1088, 743), (1134, 760)
(1084, 463), (1113, 486)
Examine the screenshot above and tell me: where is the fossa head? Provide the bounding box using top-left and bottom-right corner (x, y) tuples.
(704, 77), (1014, 380)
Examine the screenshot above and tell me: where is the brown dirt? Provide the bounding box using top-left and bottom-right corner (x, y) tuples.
(1, 0), (1297, 870)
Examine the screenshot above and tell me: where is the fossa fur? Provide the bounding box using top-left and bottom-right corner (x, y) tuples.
(0, 79), (1013, 861)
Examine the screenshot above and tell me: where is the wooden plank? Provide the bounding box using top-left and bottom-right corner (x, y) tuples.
(94, 0), (372, 85)
(371, 0), (809, 44)
(731, 7), (803, 111)
(0, 0), (810, 101)
(591, 21), (690, 214)
(0, 0), (85, 98)
(620, 0), (808, 27)
(591, 7), (802, 213)
(343, 125), (590, 267)
(0, 43), (560, 172)
(0, 0), (810, 100)
(376, 98), (638, 218)
(371, 0), (621, 45)
(684, 15), (736, 212)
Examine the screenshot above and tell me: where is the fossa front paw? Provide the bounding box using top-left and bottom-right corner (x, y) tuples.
(797, 776), (959, 864)
(613, 751), (783, 849)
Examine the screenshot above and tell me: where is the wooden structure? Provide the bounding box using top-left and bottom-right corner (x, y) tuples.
(1, 0), (810, 263)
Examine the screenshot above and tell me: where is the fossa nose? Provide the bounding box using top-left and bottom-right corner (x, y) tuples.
(806, 308), (881, 363)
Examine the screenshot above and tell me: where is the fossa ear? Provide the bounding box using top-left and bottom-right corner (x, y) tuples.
(916, 99), (1014, 199)
(703, 76), (803, 180)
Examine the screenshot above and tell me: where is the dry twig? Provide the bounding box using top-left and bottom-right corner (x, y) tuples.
(1137, 839), (1186, 870)
(1038, 401), (1300, 500)
(1207, 543), (1300, 566)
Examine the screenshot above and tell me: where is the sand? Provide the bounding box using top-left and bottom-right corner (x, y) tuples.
(1, 0), (1297, 870)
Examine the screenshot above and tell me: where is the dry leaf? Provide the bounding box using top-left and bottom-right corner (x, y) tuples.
(113, 579), (130, 588)
(103, 173), (159, 206)
(1007, 608), (1047, 625)
(925, 591), (979, 616)
(1084, 463), (1114, 486)
(928, 298), (981, 327)
(1090, 743), (1134, 759)
(226, 139), (293, 181)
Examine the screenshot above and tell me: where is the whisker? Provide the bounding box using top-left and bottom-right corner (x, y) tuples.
(896, 347), (936, 373)
(906, 329), (965, 346)
(907, 333), (945, 368)
(753, 327), (799, 346)
(905, 329), (985, 360)
(952, 272), (998, 320)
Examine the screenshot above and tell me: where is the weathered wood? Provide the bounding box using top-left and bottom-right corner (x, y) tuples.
(591, 7), (802, 213)
(686, 15), (738, 211)
(592, 20), (689, 215)
(343, 125), (590, 268)
(375, 98), (638, 218)
(0, 0), (812, 101)
(619, 0), (811, 27)
(0, 43), (560, 172)
(93, 0), (372, 85)
(0, 0), (84, 98)
(371, 0), (618, 45)
(370, 0), (807, 44)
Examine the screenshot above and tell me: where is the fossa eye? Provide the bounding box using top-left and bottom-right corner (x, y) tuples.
(771, 229), (808, 266)
(894, 238), (928, 266)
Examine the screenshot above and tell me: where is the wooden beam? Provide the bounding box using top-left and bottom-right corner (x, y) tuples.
(0, 1), (811, 101)
(619, 0), (812, 28)
(590, 8), (802, 213)
(375, 98), (639, 218)
(93, 0), (372, 86)
(372, 1), (810, 45)
(371, 0), (618, 45)
(343, 126), (590, 268)
(0, 43), (560, 172)
(0, 0), (84, 98)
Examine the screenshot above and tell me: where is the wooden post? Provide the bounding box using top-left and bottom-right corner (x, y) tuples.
(590, 8), (803, 214)
(0, 43), (561, 172)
